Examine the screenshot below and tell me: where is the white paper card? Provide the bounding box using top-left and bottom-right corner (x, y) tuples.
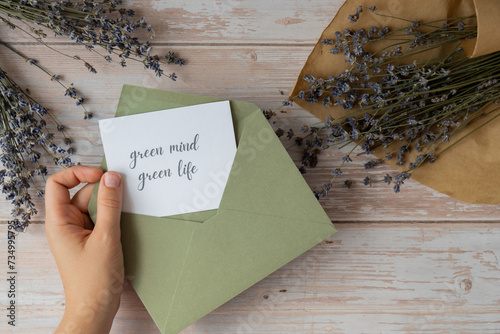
(99, 101), (237, 217)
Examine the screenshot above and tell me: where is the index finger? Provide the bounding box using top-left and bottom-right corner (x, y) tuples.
(45, 166), (103, 210)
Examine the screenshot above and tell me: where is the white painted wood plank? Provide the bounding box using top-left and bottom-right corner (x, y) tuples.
(0, 0), (343, 44)
(1, 223), (499, 333)
(0, 45), (499, 222)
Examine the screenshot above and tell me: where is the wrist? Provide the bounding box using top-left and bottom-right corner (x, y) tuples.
(56, 298), (120, 334)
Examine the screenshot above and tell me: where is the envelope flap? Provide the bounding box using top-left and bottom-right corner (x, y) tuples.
(161, 210), (335, 334)
(116, 85), (256, 146)
(116, 85), (221, 117)
(220, 110), (331, 225)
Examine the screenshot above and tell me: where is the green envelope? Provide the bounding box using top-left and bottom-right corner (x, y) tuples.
(88, 85), (336, 333)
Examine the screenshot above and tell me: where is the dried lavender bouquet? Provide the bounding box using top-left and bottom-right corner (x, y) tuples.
(281, 7), (500, 198)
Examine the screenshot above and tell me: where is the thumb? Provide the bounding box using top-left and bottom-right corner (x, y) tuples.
(94, 171), (123, 240)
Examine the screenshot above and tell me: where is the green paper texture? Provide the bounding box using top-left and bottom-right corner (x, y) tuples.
(88, 85), (336, 334)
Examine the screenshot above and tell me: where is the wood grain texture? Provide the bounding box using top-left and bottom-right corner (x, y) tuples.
(1, 223), (499, 333)
(0, 0), (499, 333)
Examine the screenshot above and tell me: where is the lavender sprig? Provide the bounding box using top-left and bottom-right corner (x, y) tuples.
(0, 39), (92, 119)
(0, 68), (73, 231)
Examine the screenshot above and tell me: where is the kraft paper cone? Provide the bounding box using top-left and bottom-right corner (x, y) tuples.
(291, 0), (500, 204)
(461, 0), (500, 58)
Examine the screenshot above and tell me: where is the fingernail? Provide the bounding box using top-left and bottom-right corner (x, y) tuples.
(104, 172), (121, 188)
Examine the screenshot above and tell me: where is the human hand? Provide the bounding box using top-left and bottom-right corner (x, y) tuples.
(45, 166), (124, 334)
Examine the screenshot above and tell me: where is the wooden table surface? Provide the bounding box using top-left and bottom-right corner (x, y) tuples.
(1, 1), (499, 333)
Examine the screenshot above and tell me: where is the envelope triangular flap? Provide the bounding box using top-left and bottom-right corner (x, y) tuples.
(220, 110), (331, 225)
(116, 85), (221, 118)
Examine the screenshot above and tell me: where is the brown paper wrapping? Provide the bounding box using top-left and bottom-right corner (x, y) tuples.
(290, 0), (500, 204)
(461, 0), (500, 57)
